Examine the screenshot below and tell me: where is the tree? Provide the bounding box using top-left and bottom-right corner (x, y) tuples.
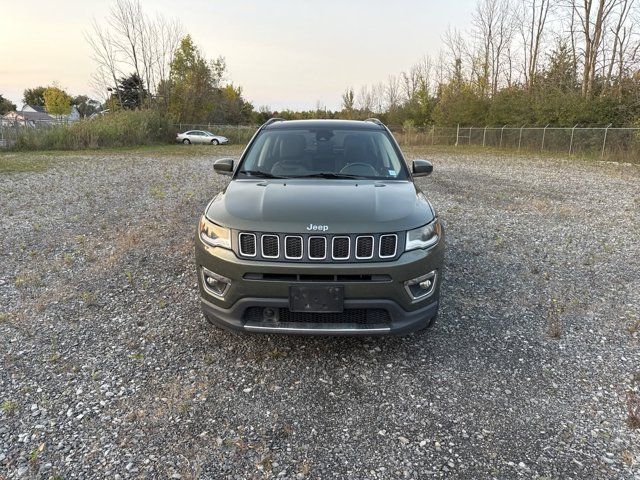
(23, 87), (47, 107)
(43, 86), (73, 117)
(572, 0), (619, 98)
(520, 0), (552, 90)
(167, 35), (223, 123)
(0, 94), (17, 114)
(73, 95), (102, 118)
(211, 84), (253, 124)
(112, 73), (148, 109)
(432, 82), (488, 126)
(341, 87), (356, 118)
(86, 0), (183, 105)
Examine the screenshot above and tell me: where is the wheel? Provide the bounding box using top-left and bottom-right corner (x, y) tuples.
(182, 138), (191, 144)
(211, 139), (219, 145)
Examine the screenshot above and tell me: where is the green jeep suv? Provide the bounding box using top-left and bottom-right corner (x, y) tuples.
(195, 118), (444, 335)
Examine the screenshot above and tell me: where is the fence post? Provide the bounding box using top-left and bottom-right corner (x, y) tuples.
(431, 125), (435, 145)
(468, 127), (472, 145)
(518, 124), (525, 152)
(455, 124), (459, 146)
(482, 126), (487, 147)
(602, 123), (612, 159)
(541, 124), (549, 151)
(499, 125), (506, 148)
(569, 123), (578, 155)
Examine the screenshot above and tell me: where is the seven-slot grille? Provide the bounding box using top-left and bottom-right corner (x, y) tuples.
(237, 232), (400, 262)
(284, 236), (303, 259)
(379, 234), (397, 258)
(238, 233), (256, 256)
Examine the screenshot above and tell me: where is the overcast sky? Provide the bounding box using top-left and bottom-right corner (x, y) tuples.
(0, 0), (474, 110)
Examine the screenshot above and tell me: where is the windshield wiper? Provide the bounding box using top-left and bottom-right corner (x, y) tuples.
(290, 172), (362, 179)
(238, 170), (287, 179)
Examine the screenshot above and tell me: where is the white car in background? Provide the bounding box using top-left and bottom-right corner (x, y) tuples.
(176, 130), (229, 145)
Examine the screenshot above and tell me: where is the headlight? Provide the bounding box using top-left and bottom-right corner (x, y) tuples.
(199, 216), (231, 249)
(405, 219), (441, 251)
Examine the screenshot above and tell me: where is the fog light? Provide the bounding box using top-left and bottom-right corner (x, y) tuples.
(263, 307), (278, 321)
(404, 271), (437, 301)
(201, 267), (231, 298)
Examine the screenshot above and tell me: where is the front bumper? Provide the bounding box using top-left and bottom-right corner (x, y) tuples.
(195, 231), (444, 336)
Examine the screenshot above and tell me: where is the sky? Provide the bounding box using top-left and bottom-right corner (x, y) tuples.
(0, 0), (475, 110)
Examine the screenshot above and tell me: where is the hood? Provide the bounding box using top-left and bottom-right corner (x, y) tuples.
(206, 179), (433, 234)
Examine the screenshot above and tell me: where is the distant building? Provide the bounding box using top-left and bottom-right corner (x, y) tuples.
(1, 105), (54, 126)
(1, 104), (80, 126)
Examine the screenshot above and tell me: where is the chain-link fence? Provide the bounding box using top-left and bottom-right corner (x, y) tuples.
(4, 119), (639, 162)
(389, 124), (640, 161)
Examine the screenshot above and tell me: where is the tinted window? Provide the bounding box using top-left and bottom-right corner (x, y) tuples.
(238, 128), (408, 180)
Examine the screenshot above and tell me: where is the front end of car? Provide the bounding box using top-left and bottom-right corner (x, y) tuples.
(195, 213), (444, 335)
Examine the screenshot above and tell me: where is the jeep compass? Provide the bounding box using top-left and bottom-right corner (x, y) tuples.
(195, 118), (444, 335)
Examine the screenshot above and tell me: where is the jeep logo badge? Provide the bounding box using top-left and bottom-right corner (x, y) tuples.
(306, 223), (329, 232)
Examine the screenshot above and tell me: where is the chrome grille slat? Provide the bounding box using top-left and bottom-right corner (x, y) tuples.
(355, 236), (374, 259)
(261, 234), (279, 258)
(379, 234), (397, 258)
(308, 236), (327, 260)
(284, 235), (303, 259)
(332, 236), (350, 260)
(238, 233), (257, 257)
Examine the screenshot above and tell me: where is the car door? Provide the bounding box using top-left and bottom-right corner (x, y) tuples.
(196, 131), (208, 144)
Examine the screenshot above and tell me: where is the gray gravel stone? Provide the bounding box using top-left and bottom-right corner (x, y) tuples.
(0, 147), (638, 478)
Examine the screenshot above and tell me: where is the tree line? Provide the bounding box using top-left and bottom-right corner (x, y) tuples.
(334, 0), (640, 127)
(4, 0), (640, 128)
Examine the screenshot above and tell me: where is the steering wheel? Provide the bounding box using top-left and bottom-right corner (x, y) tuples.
(340, 163), (378, 176)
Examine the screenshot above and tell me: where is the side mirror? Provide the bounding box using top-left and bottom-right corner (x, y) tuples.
(412, 159), (433, 177)
(214, 158), (234, 176)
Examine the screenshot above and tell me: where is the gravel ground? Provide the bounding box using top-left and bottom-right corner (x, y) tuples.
(1, 146), (639, 479)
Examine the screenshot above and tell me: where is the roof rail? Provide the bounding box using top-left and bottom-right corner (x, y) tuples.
(364, 118), (384, 126)
(263, 117), (285, 127)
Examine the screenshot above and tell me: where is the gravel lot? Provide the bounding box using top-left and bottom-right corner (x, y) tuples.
(1, 146), (639, 479)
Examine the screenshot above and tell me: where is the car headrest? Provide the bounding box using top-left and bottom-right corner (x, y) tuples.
(279, 134), (306, 160)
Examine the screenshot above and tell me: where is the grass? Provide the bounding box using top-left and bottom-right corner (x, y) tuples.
(8, 109), (173, 151)
(0, 155), (51, 174)
(1, 400), (19, 415)
(0, 143), (246, 176)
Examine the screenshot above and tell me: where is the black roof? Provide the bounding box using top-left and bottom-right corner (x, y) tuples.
(264, 119), (384, 131)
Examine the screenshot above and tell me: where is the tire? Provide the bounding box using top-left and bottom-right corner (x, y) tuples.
(182, 138), (191, 144)
(211, 139), (219, 145)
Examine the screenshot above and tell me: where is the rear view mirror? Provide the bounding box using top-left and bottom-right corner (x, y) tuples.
(412, 159), (433, 177)
(214, 158), (234, 176)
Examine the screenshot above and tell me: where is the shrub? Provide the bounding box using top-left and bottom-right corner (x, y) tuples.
(12, 109), (174, 151)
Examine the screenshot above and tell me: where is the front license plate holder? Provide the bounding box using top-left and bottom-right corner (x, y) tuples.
(289, 286), (344, 313)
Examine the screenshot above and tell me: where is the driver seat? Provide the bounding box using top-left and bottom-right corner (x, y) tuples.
(271, 134), (309, 176)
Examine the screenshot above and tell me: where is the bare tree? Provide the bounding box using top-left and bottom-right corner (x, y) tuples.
(85, 20), (123, 105)
(356, 85), (374, 113)
(385, 75), (401, 110)
(471, 0), (517, 96)
(521, 0), (553, 89)
(605, 0), (635, 91)
(86, 0), (183, 106)
(572, 0), (620, 98)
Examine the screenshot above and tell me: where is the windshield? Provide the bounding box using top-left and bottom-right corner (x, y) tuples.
(237, 128), (409, 180)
